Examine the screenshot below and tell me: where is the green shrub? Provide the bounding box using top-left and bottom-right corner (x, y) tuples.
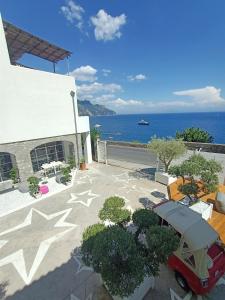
(176, 127), (214, 143)
(146, 225), (179, 264)
(99, 196), (131, 225)
(27, 176), (39, 196)
(9, 167), (19, 184)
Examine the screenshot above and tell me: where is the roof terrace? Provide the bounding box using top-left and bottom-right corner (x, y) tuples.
(3, 20), (71, 72)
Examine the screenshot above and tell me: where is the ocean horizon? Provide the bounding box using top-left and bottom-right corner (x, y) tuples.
(90, 111), (225, 144)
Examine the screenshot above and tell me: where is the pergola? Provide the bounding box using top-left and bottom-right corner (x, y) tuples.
(3, 20), (72, 71)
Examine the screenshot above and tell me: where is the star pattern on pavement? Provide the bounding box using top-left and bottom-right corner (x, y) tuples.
(112, 172), (135, 183)
(72, 249), (93, 275)
(76, 174), (96, 185)
(68, 190), (99, 207)
(120, 183), (152, 195)
(0, 208), (77, 285)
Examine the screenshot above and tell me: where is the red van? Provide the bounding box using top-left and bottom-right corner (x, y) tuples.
(153, 201), (225, 295)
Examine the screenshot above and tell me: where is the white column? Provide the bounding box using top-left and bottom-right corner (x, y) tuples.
(84, 132), (92, 164)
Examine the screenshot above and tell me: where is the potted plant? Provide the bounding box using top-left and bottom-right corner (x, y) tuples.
(9, 167), (19, 188)
(68, 156), (76, 170)
(27, 176), (41, 198)
(148, 137), (187, 185)
(61, 167), (72, 185)
(80, 157), (86, 171)
(81, 204), (179, 299)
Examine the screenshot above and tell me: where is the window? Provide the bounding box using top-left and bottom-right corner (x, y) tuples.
(30, 141), (71, 172)
(185, 255), (196, 268)
(182, 242), (196, 268)
(0, 152), (13, 182)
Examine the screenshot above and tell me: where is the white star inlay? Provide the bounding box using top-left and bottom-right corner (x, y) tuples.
(0, 208), (77, 285)
(113, 172), (135, 183)
(68, 190), (99, 207)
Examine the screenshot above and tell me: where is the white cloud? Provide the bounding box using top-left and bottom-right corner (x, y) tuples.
(111, 98), (143, 107)
(173, 86), (225, 105)
(61, 0), (85, 30)
(95, 94), (115, 102)
(70, 65), (97, 82)
(128, 74), (147, 81)
(90, 9), (126, 41)
(102, 69), (111, 77)
(77, 82), (122, 100)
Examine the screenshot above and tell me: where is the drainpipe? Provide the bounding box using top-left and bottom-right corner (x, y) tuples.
(70, 90), (80, 168)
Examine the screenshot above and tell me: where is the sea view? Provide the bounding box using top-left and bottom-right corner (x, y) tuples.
(90, 111), (225, 144)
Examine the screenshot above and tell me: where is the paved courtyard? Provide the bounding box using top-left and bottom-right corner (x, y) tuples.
(0, 163), (168, 300)
(0, 162), (224, 300)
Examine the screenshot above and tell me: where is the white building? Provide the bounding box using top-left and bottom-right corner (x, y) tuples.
(0, 16), (92, 191)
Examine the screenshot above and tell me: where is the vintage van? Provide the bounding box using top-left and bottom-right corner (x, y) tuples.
(153, 201), (225, 295)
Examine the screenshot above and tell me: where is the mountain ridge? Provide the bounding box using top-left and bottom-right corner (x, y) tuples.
(78, 100), (116, 116)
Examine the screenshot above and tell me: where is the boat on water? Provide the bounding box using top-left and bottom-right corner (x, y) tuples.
(94, 124), (102, 128)
(138, 120), (149, 125)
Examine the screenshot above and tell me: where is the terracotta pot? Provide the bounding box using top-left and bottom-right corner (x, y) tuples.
(80, 162), (86, 170)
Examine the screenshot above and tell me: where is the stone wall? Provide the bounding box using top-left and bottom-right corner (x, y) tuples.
(106, 140), (225, 154)
(0, 134), (80, 182)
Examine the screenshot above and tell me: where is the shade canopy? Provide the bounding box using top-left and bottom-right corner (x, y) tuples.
(154, 201), (218, 251)
(3, 20), (71, 64)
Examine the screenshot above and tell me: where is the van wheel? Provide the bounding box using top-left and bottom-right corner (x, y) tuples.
(175, 272), (190, 292)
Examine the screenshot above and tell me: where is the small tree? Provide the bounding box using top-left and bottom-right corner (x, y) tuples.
(81, 207), (180, 298)
(148, 137), (186, 172)
(27, 176), (39, 196)
(9, 167), (19, 184)
(81, 221), (179, 297)
(99, 196), (131, 226)
(169, 154), (222, 198)
(90, 128), (100, 141)
(82, 225), (146, 298)
(176, 127), (214, 143)
(132, 209), (159, 240)
(146, 226), (180, 264)
(61, 167), (72, 184)
(178, 183), (199, 201)
(68, 156), (76, 169)
(82, 223), (106, 265)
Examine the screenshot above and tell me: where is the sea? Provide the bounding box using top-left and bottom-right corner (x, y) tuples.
(90, 112), (225, 144)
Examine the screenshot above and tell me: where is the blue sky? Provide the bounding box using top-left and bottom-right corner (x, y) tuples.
(1, 0), (225, 114)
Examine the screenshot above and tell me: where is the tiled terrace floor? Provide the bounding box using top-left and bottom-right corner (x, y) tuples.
(0, 162), (224, 300)
(0, 163), (167, 300)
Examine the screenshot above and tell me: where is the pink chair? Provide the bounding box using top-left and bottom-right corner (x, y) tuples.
(39, 185), (49, 195)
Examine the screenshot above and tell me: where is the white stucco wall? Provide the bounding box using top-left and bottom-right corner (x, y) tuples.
(0, 15), (90, 144)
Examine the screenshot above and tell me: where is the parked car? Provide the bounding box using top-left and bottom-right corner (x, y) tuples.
(153, 201), (225, 295)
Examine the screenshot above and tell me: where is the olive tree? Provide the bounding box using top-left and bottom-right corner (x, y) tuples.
(169, 154), (222, 198)
(82, 225), (147, 297)
(148, 137), (186, 172)
(81, 208), (179, 298)
(176, 127), (213, 143)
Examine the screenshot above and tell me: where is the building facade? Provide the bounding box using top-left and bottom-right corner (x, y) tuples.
(0, 16), (92, 190)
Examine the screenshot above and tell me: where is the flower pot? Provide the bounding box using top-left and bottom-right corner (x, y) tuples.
(80, 162), (86, 170)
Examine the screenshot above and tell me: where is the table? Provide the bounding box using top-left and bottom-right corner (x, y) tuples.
(41, 161), (64, 176)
